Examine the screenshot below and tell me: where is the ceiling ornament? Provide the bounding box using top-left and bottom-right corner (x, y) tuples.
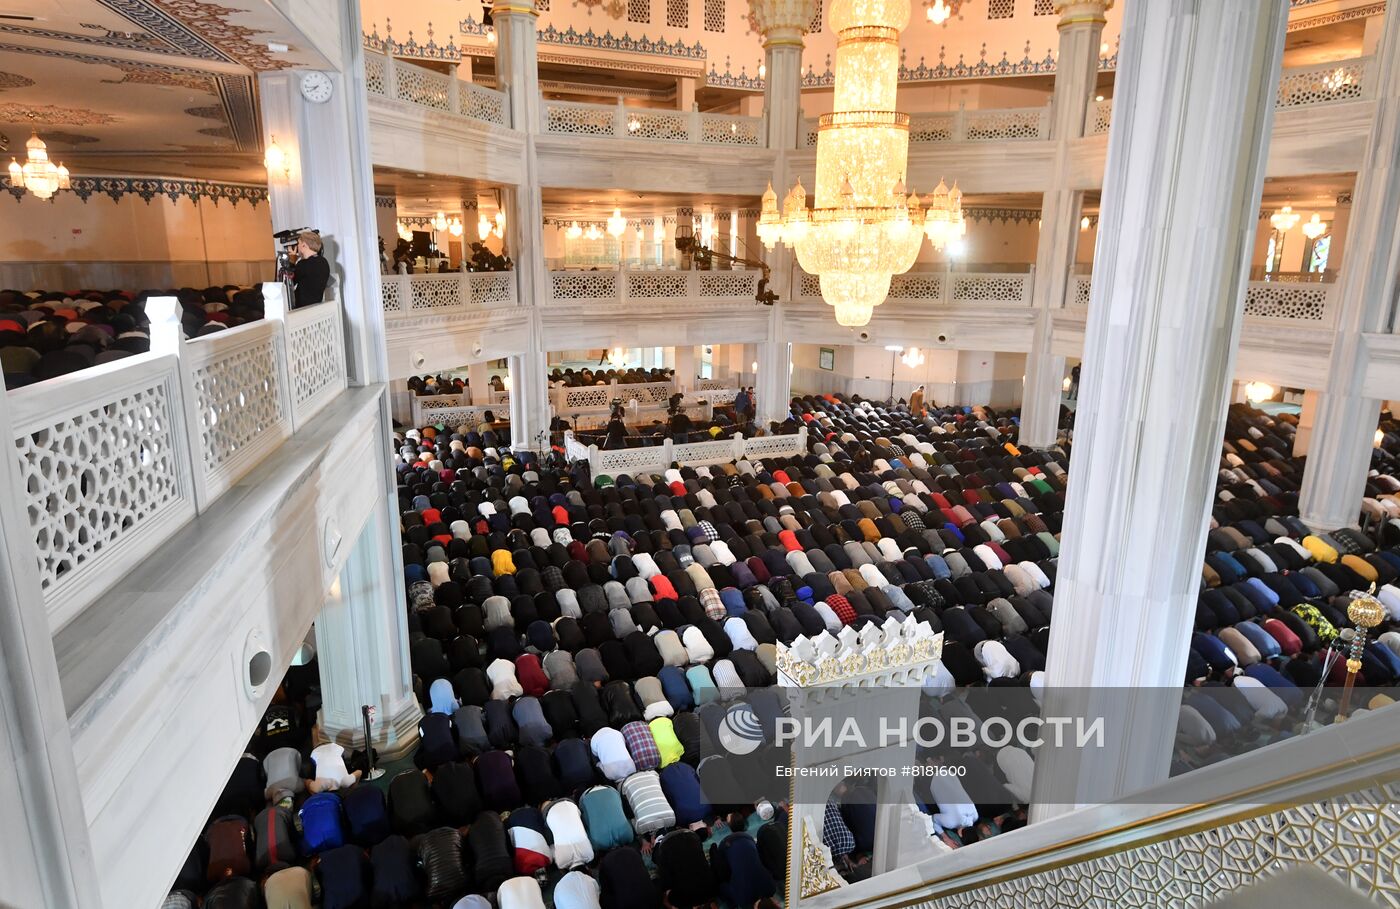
(0, 104), (118, 127)
(0, 71), (35, 92)
(106, 66), (219, 93)
(0, 21), (174, 55)
(184, 105), (227, 120)
(94, 0), (293, 70)
(37, 131), (101, 146)
(198, 126), (235, 140)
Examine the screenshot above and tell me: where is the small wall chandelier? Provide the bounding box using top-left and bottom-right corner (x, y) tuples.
(478, 210), (505, 240)
(8, 131), (71, 200)
(900, 346), (925, 368)
(1270, 205), (1300, 232)
(585, 224), (603, 241)
(1301, 213), (1327, 240)
(448, 216), (464, 237)
(758, 0), (962, 327)
(566, 221), (583, 240)
(263, 134), (289, 182)
(432, 211), (449, 232)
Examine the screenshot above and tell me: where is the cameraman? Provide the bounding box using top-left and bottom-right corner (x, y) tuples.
(292, 231), (329, 309)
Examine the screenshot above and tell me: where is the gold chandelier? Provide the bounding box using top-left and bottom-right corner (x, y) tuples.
(8, 131), (71, 200)
(758, 0), (962, 327)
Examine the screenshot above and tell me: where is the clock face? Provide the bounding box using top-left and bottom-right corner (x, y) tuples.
(300, 71), (333, 103)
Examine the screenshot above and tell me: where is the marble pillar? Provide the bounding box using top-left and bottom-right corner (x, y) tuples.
(1297, 6), (1400, 531)
(1020, 0), (1110, 448)
(1031, 0), (1288, 821)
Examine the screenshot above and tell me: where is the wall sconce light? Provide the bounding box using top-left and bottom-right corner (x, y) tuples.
(263, 134), (290, 181)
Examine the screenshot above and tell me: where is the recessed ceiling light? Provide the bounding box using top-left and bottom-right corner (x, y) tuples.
(267, 41), (289, 53)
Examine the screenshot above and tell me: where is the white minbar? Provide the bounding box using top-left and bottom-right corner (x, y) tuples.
(777, 617), (944, 906)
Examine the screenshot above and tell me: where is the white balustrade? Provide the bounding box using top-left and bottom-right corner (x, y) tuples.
(1276, 56), (1370, 109)
(380, 272), (517, 316)
(363, 49), (510, 127)
(1067, 274), (1093, 309)
(587, 427), (807, 476)
(541, 98), (764, 146)
(1089, 56), (1372, 136)
(796, 270), (1031, 306)
(8, 282), (349, 630)
(1085, 97), (1113, 136)
(546, 268), (761, 306)
(1242, 281), (1335, 324)
(803, 103), (1051, 147)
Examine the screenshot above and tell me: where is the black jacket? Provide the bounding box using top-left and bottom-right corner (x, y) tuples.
(293, 252), (330, 308)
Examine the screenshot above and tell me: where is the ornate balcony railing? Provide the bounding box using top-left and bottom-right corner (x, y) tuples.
(545, 268), (762, 306)
(380, 271), (517, 316)
(541, 98), (764, 146)
(803, 103), (1051, 148)
(9, 285), (347, 631)
(364, 49), (510, 127)
(796, 270), (1035, 307)
(1088, 55), (1372, 136)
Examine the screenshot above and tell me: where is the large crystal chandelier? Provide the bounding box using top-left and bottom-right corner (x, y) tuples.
(758, 0), (963, 327)
(7, 131), (71, 200)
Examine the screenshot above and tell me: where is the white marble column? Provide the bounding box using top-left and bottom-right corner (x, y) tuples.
(1020, 0), (1109, 448)
(258, 4), (387, 387)
(752, 0), (815, 149)
(467, 361), (493, 405)
(1031, 0), (1288, 821)
(674, 345), (696, 392)
(317, 503), (422, 760)
(0, 383), (100, 908)
(1293, 389), (1320, 457)
(493, 0), (552, 450)
(260, 0), (421, 761)
(1297, 6), (1400, 531)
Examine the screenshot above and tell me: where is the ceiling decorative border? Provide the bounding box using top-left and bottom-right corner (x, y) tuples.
(0, 22), (181, 56)
(461, 17), (709, 61)
(965, 207), (1042, 224)
(1287, 2), (1385, 32)
(0, 42), (261, 153)
(375, 195), (397, 208)
(94, 0), (293, 71)
(2, 174), (267, 206)
(364, 25), (462, 62)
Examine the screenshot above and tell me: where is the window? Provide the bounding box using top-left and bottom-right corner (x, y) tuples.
(1264, 233), (1279, 274)
(1033, 0), (1053, 13)
(667, 0), (688, 26)
(808, 0), (823, 32)
(537, 0), (549, 9)
(704, 0), (725, 32)
(988, 0), (1015, 19)
(1306, 235), (1331, 274)
(628, 0), (650, 23)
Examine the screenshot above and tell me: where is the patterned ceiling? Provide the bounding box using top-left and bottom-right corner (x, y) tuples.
(0, 0), (326, 180)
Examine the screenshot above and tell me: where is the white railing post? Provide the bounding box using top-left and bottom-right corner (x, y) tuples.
(690, 103), (701, 143)
(588, 444), (601, 478)
(459, 273), (471, 308)
(261, 282), (298, 433)
(383, 54), (398, 100)
(619, 271), (629, 305)
(1023, 265), (1035, 306)
(732, 433), (745, 461)
(953, 102), (966, 141)
(448, 70), (461, 114)
(615, 98), (627, 138)
(147, 295), (211, 512)
(1040, 99), (1053, 138)
(663, 438), (675, 466)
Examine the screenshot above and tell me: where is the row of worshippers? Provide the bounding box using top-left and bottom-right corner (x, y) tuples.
(550, 367), (674, 388)
(0, 285), (262, 385)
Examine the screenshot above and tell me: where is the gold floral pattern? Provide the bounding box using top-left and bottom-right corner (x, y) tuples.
(0, 103), (118, 126)
(0, 71), (35, 92)
(138, 0), (294, 70)
(801, 818), (846, 899)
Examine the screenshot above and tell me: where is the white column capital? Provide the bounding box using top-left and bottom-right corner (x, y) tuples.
(749, 0), (817, 44)
(1055, 0), (1112, 28)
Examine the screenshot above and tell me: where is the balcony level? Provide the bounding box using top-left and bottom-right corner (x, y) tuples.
(366, 50), (1381, 195)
